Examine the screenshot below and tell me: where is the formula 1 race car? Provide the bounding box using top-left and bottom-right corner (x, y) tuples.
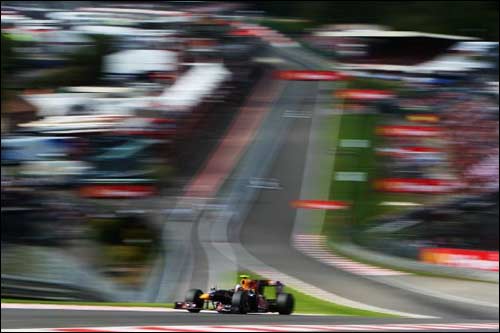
(174, 276), (294, 315)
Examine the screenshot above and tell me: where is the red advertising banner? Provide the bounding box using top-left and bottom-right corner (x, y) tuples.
(275, 70), (346, 81)
(291, 200), (350, 210)
(420, 248), (499, 272)
(80, 185), (157, 198)
(229, 29), (259, 37)
(376, 125), (442, 137)
(335, 89), (394, 101)
(374, 178), (462, 194)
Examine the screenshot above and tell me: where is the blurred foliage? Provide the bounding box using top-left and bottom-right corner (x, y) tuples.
(30, 34), (114, 88)
(105, 245), (145, 264)
(1, 33), (14, 102)
(90, 218), (122, 245)
(88, 216), (159, 272)
(344, 77), (403, 91)
(254, 1), (499, 40)
(1, 32), (115, 90)
(74, 34), (115, 83)
(89, 217), (157, 246)
(152, 162), (175, 188)
(26, 66), (96, 89)
(254, 18), (316, 34)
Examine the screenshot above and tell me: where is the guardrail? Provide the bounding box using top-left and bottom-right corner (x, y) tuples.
(1, 275), (107, 301)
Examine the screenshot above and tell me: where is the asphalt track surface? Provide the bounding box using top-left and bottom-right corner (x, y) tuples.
(1, 308), (497, 330)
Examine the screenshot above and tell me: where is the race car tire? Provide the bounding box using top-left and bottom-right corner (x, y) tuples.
(185, 289), (204, 313)
(231, 290), (249, 314)
(276, 293), (294, 315)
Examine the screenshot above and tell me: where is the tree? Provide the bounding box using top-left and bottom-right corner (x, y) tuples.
(253, 1), (499, 40)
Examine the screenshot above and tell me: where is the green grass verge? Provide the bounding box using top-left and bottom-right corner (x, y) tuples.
(343, 77), (404, 91)
(236, 272), (396, 317)
(1, 298), (174, 307)
(282, 286), (396, 317)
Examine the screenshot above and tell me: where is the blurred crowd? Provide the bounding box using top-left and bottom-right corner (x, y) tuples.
(356, 49), (499, 253)
(440, 93), (499, 193)
(396, 83), (499, 194)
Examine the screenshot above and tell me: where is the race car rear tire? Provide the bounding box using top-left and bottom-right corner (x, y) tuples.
(185, 289), (204, 313)
(276, 293), (294, 315)
(231, 290), (249, 314)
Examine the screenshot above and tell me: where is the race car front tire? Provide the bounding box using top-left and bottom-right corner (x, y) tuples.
(276, 293), (294, 315)
(185, 289), (204, 313)
(231, 290), (249, 314)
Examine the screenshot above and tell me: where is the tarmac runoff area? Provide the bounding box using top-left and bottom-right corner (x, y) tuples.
(1, 304), (499, 331)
